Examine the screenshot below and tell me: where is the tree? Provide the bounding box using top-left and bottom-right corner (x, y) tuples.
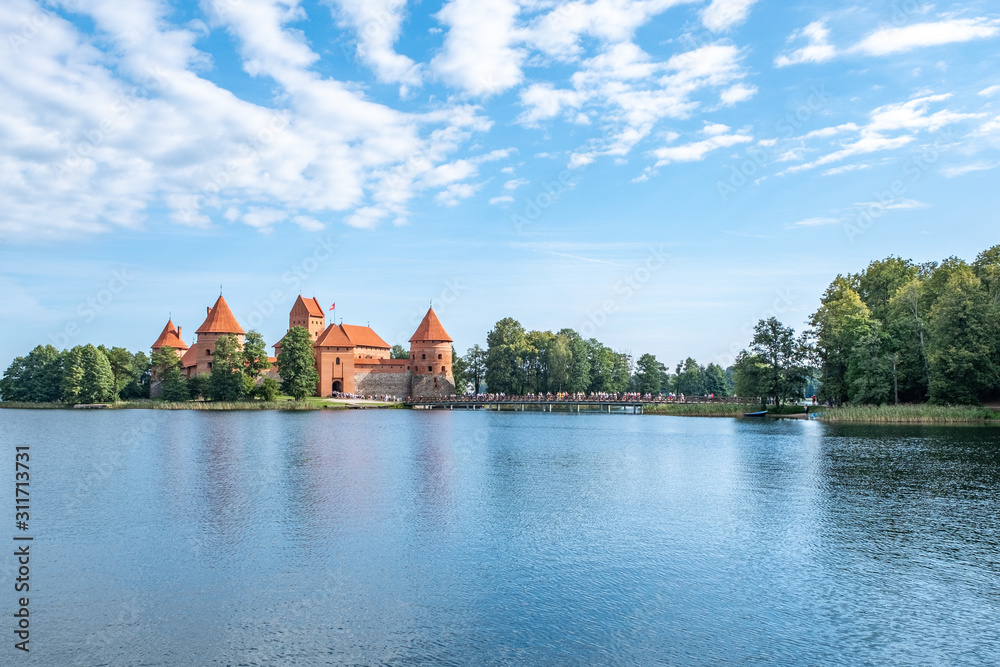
(809, 276), (874, 405)
(634, 353), (662, 395)
(745, 317), (809, 408)
(120, 351), (151, 400)
(78, 344), (114, 403)
(673, 358), (704, 396)
(99, 346), (136, 401)
(463, 345), (487, 394)
(854, 256), (918, 322)
(609, 351), (632, 393)
(208, 334), (245, 401)
(548, 333), (572, 392)
(161, 367), (189, 402)
(451, 345), (470, 394)
(277, 326), (320, 400)
(846, 328), (893, 405)
(0, 345), (62, 402)
(733, 351), (767, 403)
(253, 377), (280, 402)
(559, 329), (591, 393)
(886, 278), (931, 401)
(927, 266), (998, 404)
(586, 340), (615, 393)
(61, 347), (84, 403)
(391, 344), (410, 359)
(187, 373), (209, 400)
(485, 318), (529, 394)
(704, 363), (732, 397)
(242, 330), (271, 380)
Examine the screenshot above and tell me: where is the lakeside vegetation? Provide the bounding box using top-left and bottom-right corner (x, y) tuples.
(815, 404), (998, 424)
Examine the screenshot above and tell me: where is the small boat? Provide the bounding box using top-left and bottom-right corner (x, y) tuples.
(743, 410), (768, 417)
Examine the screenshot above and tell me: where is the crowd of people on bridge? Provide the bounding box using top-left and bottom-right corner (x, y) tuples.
(414, 391), (735, 403)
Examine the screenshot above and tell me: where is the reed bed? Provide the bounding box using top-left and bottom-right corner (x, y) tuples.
(644, 403), (759, 417)
(0, 401), (71, 409)
(816, 404), (999, 423)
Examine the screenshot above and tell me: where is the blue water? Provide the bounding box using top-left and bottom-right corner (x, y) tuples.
(3, 409), (999, 665)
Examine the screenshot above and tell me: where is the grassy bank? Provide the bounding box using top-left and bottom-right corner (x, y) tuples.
(644, 403), (758, 417)
(815, 404), (999, 424)
(0, 397), (406, 411)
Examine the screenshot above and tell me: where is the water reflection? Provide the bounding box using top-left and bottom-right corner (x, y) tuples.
(0, 408), (997, 665)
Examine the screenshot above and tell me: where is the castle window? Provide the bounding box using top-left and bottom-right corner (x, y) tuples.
(335, 357), (340, 365)
(208, 363), (213, 369)
(437, 354), (442, 360)
(206, 349), (212, 355)
(428, 366), (432, 372)
(441, 366), (446, 372)
(422, 353), (426, 360)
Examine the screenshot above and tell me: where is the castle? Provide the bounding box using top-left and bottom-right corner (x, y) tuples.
(151, 295), (455, 399)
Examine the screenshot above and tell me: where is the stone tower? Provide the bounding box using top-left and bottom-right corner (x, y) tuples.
(149, 319), (189, 398)
(289, 295), (325, 341)
(408, 307), (455, 397)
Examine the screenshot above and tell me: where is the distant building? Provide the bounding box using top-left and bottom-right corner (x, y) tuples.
(151, 294), (454, 399)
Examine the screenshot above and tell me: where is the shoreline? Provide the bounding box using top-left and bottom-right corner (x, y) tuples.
(2, 401), (998, 424)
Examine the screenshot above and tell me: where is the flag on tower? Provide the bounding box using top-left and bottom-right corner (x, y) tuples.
(329, 302), (335, 311)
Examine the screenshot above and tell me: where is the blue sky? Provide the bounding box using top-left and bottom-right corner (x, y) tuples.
(1, 0), (999, 372)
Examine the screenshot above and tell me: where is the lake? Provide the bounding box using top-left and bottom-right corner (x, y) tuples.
(3, 409), (999, 665)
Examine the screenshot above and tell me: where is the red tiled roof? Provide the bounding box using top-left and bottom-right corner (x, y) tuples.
(180, 346), (198, 368)
(196, 295), (245, 334)
(152, 319), (189, 350)
(341, 324), (390, 349)
(304, 296), (324, 318)
(409, 308), (452, 342)
(314, 323), (354, 347)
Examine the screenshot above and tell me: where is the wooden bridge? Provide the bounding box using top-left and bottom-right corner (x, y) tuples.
(406, 396), (745, 414)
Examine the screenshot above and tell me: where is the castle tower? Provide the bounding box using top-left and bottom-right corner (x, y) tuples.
(289, 295), (325, 341)
(188, 295), (245, 376)
(408, 307), (455, 397)
(150, 318), (189, 397)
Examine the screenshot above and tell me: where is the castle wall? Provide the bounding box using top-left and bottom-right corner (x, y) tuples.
(355, 371), (411, 398)
(411, 373), (455, 399)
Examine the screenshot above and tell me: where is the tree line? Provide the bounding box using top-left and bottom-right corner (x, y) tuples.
(0, 344), (150, 403)
(447, 317), (733, 398)
(807, 246), (1000, 406)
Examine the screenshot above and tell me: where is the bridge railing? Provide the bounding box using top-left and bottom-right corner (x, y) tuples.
(408, 395), (751, 405)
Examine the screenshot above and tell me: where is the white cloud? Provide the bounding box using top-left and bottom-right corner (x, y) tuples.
(326, 0), (422, 88)
(720, 82), (757, 105)
(783, 94), (983, 174)
(822, 163), (871, 176)
(0, 0), (495, 239)
(852, 198), (928, 211)
(789, 216), (841, 228)
(775, 21), (836, 67)
(435, 182), (482, 206)
(979, 85), (1000, 97)
(941, 161), (1000, 177)
(701, 0), (758, 33)
(653, 125), (752, 165)
(431, 0), (524, 96)
(488, 195), (514, 205)
(977, 115), (1000, 135)
(504, 178), (529, 191)
(852, 18), (1000, 56)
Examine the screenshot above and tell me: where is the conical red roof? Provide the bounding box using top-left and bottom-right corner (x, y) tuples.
(295, 295), (324, 318)
(409, 308), (452, 342)
(151, 319), (189, 350)
(196, 295), (245, 334)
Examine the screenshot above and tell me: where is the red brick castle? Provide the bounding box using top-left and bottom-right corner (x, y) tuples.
(151, 295), (454, 399)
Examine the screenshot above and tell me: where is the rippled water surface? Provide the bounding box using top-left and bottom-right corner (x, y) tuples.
(4, 409), (1000, 665)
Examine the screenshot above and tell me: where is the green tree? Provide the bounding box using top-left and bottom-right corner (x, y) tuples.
(120, 351), (151, 400)
(0, 345), (62, 402)
(927, 266), (998, 404)
(586, 339), (615, 393)
(390, 344), (410, 359)
(634, 353), (662, 395)
(463, 345), (487, 394)
(559, 329), (591, 393)
(451, 345), (470, 394)
(886, 278), (931, 401)
(733, 351), (768, 403)
(277, 326), (320, 400)
(253, 377), (280, 402)
(673, 358), (704, 396)
(485, 318), (529, 394)
(0, 356), (27, 401)
(242, 330), (271, 380)
(61, 347), (84, 403)
(854, 256), (918, 321)
(548, 333), (572, 392)
(99, 346), (136, 401)
(809, 276), (874, 405)
(161, 367), (189, 402)
(704, 363), (732, 397)
(609, 351), (632, 393)
(846, 328), (894, 405)
(187, 373), (209, 400)
(208, 334), (245, 401)
(78, 344), (114, 403)
(745, 317), (809, 408)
